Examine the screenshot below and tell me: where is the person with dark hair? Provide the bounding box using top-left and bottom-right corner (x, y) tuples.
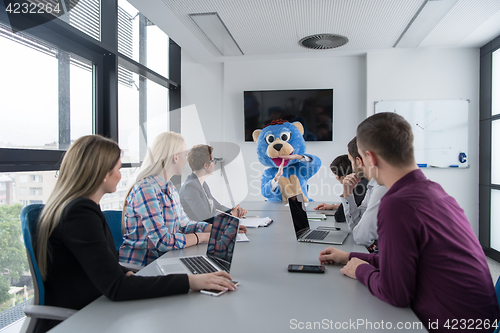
(179, 144), (247, 223)
(318, 113), (499, 332)
(339, 137), (387, 250)
(314, 154), (368, 223)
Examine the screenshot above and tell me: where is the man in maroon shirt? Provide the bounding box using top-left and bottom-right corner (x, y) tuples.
(319, 112), (499, 332)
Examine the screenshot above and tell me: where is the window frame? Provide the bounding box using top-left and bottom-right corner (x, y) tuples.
(0, 0), (181, 172)
(479, 34), (500, 261)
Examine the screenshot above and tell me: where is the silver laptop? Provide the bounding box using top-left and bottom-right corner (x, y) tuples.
(157, 211), (240, 275)
(288, 194), (349, 245)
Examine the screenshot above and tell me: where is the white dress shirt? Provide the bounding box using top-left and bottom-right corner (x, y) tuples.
(340, 178), (387, 247)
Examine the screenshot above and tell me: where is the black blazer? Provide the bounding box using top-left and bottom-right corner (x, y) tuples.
(335, 178), (369, 222)
(179, 173), (230, 223)
(37, 197), (189, 333)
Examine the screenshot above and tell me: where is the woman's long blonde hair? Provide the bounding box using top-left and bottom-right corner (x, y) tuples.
(135, 132), (185, 183)
(122, 132), (186, 231)
(36, 135), (121, 280)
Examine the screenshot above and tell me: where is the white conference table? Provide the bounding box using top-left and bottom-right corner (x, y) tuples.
(49, 201), (425, 332)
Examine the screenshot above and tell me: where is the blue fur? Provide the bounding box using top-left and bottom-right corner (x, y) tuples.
(255, 122), (321, 201)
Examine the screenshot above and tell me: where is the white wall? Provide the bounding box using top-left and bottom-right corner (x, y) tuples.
(180, 51), (226, 202)
(181, 48), (481, 235)
(222, 56), (367, 204)
(366, 48), (480, 235)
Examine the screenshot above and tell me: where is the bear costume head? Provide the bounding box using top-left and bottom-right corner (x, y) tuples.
(252, 119), (305, 168)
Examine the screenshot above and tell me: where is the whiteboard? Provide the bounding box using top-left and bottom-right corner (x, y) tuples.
(374, 100), (469, 168)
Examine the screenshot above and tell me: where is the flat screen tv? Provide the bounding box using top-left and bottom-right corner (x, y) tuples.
(244, 89), (333, 142)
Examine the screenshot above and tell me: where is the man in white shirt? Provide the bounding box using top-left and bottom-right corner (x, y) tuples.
(341, 137), (387, 250)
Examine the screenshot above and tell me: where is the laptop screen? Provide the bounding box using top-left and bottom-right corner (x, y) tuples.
(288, 194), (310, 239)
(206, 212), (240, 272)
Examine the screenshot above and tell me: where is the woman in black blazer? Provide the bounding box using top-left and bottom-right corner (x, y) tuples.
(34, 136), (236, 333)
(180, 144), (247, 223)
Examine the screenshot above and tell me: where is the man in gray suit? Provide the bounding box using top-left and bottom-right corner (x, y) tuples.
(180, 144), (247, 223)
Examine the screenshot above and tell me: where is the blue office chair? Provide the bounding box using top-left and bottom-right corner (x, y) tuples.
(102, 210), (124, 252)
(20, 204), (77, 333)
(102, 210), (143, 272)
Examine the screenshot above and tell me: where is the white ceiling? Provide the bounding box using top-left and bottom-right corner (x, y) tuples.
(129, 0), (500, 63)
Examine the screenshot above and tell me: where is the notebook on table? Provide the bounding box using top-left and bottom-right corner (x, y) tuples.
(157, 211), (240, 275)
(288, 194), (349, 245)
(240, 217), (273, 228)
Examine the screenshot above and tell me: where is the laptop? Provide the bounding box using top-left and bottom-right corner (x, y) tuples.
(288, 194), (349, 245)
(157, 211), (240, 275)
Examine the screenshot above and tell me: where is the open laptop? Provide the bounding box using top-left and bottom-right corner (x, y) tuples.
(157, 211), (240, 275)
(289, 194), (349, 245)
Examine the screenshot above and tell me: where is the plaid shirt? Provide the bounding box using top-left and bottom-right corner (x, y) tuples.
(119, 175), (208, 266)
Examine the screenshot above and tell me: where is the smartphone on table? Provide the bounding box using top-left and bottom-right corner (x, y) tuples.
(288, 264), (326, 274)
(200, 281), (240, 296)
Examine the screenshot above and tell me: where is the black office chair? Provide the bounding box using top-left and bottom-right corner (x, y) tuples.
(20, 204), (77, 333)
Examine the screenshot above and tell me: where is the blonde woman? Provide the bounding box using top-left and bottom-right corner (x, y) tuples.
(119, 132), (211, 266)
(35, 135), (236, 333)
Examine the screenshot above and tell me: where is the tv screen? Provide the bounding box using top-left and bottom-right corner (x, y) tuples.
(244, 89), (333, 142)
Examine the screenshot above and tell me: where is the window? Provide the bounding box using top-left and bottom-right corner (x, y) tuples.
(29, 188), (43, 196)
(101, 167), (140, 210)
(0, 25), (94, 150)
(492, 119), (500, 185)
(118, 0), (169, 78)
(28, 0), (101, 41)
(492, 189), (500, 251)
(116, 1), (174, 165)
(0, 0), (180, 327)
(67, 0), (101, 41)
(118, 68), (170, 164)
(493, 49), (500, 116)
(480, 37), (500, 262)
(491, 49), (500, 252)
(29, 175), (43, 183)
(0, 169), (59, 325)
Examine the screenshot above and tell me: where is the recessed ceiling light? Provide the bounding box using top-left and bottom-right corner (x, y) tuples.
(299, 34), (349, 50)
(189, 12), (243, 56)
(394, 0), (459, 48)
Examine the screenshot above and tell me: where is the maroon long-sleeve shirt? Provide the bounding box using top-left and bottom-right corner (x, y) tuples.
(351, 169), (499, 332)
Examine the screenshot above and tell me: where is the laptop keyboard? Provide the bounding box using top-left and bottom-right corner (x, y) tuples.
(304, 230), (329, 240)
(180, 256), (218, 274)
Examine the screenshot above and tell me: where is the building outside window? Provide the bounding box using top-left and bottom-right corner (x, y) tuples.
(0, 0), (178, 327)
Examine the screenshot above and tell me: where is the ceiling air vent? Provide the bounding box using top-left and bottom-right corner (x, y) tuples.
(299, 34), (348, 50)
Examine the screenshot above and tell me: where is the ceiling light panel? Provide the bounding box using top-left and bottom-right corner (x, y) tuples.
(189, 12), (243, 56)
(395, 0), (459, 48)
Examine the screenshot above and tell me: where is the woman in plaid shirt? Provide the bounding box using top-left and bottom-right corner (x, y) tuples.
(119, 132), (214, 266)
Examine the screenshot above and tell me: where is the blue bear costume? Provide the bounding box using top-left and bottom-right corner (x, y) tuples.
(252, 120), (321, 201)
